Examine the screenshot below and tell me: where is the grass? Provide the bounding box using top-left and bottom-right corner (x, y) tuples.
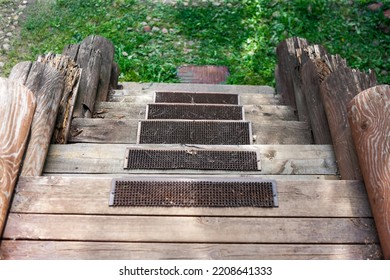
(2, 0), (389, 85)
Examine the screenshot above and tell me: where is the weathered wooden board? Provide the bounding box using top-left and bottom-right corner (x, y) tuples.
(275, 37), (309, 119)
(120, 82), (275, 95)
(348, 85), (390, 259)
(321, 66), (377, 180)
(252, 121), (312, 144)
(69, 118), (138, 143)
(3, 213), (378, 244)
(108, 91), (282, 106)
(69, 119), (311, 144)
(93, 102), (297, 122)
(0, 78), (36, 236)
(63, 36), (114, 107)
(0, 241), (382, 260)
(11, 176), (369, 217)
(43, 144), (337, 175)
(9, 61), (65, 176)
(37, 53), (82, 144)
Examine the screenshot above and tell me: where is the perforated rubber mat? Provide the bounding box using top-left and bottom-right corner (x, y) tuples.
(155, 92), (239, 104)
(109, 179), (278, 207)
(138, 120), (252, 145)
(146, 104), (244, 120)
(124, 148), (260, 171)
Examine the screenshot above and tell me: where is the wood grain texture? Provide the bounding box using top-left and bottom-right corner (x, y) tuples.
(38, 53), (82, 144)
(68, 118), (312, 144)
(3, 213), (378, 244)
(11, 176), (369, 217)
(43, 143), (337, 175)
(320, 66), (377, 180)
(275, 37), (309, 121)
(0, 241), (382, 260)
(348, 85), (390, 259)
(93, 102), (297, 122)
(299, 48), (346, 145)
(0, 78), (36, 236)
(10, 62), (65, 176)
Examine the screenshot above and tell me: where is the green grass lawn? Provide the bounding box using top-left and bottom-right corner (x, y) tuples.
(2, 0), (389, 85)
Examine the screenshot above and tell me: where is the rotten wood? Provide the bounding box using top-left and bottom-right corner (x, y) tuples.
(275, 37), (309, 122)
(320, 66), (376, 180)
(37, 53), (82, 144)
(63, 36), (115, 118)
(9, 61), (65, 176)
(348, 85), (390, 259)
(0, 78), (36, 236)
(299, 45), (347, 144)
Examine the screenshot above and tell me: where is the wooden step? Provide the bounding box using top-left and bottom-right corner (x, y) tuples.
(1, 241), (381, 260)
(93, 102), (298, 121)
(108, 91), (282, 106)
(69, 119), (312, 144)
(2, 175), (379, 260)
(119, 82), (275, 95)
(44, 144), (338, 175)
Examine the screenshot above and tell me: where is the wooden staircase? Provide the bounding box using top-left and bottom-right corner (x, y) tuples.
(0, 82), (382, 259)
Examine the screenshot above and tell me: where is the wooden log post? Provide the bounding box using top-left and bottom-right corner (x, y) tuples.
(320, 66), (376, 180)
(275, 37), (309, 122)
(348, 85), (390, 259)
(9, 61), (65, 176)
(300, 46), (347, 144)
(0, 78), (36, 236)
(37, 53), (82, 144)
(63, 35), (115, 118)
(110, 62), (121, 90)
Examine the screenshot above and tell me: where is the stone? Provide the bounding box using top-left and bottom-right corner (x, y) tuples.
(384, 9), (390, 19)
(0, 62), (5, 68)
(161, 28), (168, 34)
(143, 25), (152, 32)
(122, 51), (129, 57)
(3, 43), (11, 51)
(367, 2), (383, 12)
(152, 26), (160, 32)
(6, 32), (12, 37)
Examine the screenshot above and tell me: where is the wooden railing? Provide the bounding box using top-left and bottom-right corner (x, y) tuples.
(276, 37), (389, 259)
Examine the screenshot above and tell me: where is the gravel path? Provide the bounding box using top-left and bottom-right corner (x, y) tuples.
(0, 0), (33, 77)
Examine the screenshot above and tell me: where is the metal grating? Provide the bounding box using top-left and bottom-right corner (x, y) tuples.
(147, 104), (244, 120)
(138, 120), (252, 145)
(155, 92), (239, 105)
(124, 148), (260, 171)
(109, 179), (278, 207)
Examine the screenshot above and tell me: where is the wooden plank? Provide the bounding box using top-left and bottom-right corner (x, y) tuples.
(0, 78), (36, 236)
(69, 118), (138, 143)
(43, 144), (337, 175)
(11, 176), (369, 217)
(37, 53), (82, 144)
(68, 119), (312, 144)
(0, 241), (382, 260)
(275, 37), (309, 115)
(120, 82), (275, 95)
(93, 102), (297, 121)
(321, 66), (377, 180)
(3, 213), (378, 244)
(109, 91), (282, 106)
(10, 61), (65, 176)
(252, 121), (312, 144)
(348, 85), (390, 259)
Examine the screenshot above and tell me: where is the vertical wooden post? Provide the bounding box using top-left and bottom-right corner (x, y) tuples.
(0, 78), (36, 236)
(348, 85), (390, 259)
(320, 66), (376, 180)
(9, 61), (65, 176)
(275, 37), (309, 122)
(37, 53), (82, 144)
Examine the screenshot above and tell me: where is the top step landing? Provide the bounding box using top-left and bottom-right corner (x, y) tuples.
(119, 82), (275, 95)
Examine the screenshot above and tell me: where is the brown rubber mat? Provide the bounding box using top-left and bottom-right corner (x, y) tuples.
(137, 120), (252, 145)
(146, 104), (244, 120)
(109, 178), (278, 207)
(155, 92), (239, 104)
(124, 148), (260, 171)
